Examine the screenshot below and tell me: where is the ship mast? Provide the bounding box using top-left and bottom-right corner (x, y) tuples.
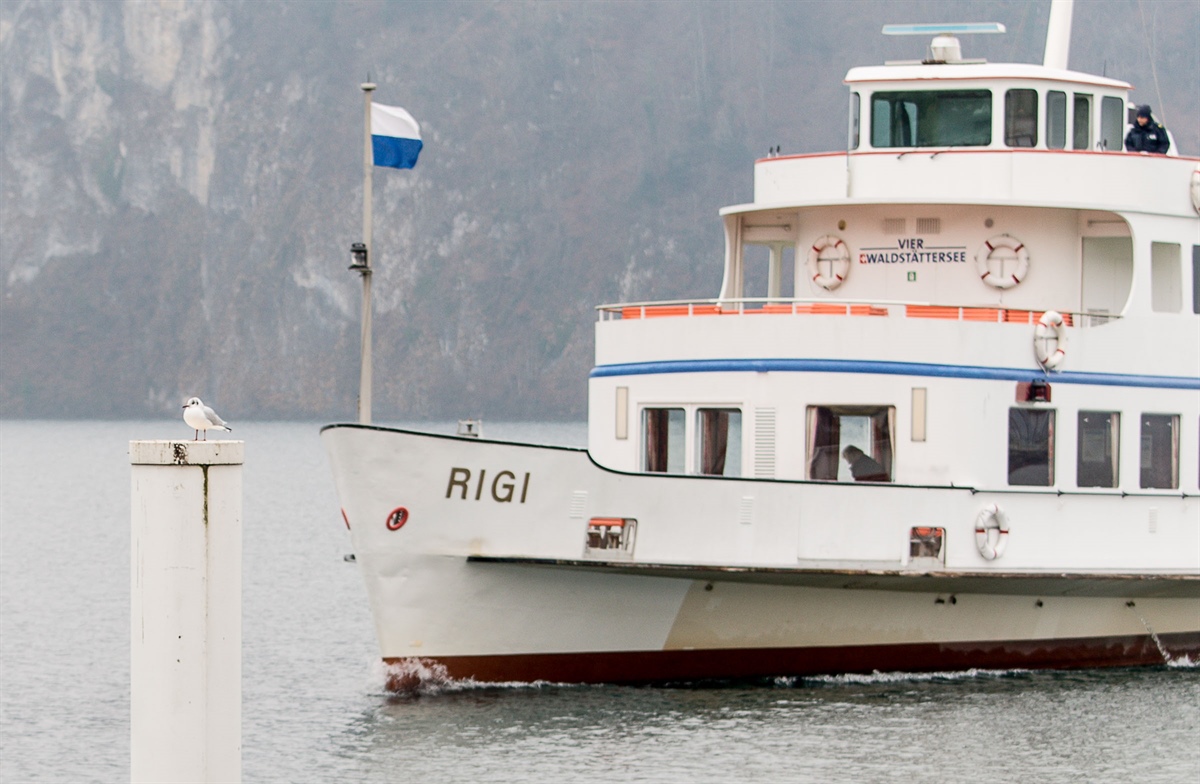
(1043, 0), (1074, 69)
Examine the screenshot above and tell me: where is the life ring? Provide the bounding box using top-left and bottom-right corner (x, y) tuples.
(385, 506), (409, 531)
(806, 234), (851, 290)
(1033, 310), (1066, 370)
(974, 503), (1010, 560)
(975, 234), (1030, 289)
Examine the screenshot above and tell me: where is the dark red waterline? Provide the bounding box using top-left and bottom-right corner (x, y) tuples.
(384, 632), (1200, 691)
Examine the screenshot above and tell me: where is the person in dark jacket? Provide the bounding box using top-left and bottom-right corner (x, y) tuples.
(842, 445), (888, 482)
(1124, 105), (1170, 154)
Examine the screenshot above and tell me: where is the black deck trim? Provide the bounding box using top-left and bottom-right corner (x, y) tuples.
(465, 555), (1200, 598)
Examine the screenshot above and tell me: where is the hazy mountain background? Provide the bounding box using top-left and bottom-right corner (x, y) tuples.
(2, 0), (1196, 420)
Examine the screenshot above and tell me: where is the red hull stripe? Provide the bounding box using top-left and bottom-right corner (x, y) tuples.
(384, 631), (1200, 688)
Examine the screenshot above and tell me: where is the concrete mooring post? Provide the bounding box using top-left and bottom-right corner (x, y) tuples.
(131, 440), (243, 783)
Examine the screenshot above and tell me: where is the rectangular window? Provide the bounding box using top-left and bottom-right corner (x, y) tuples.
(1140, 414), (1179, 489)
(1072, 94), (1091, 149)
(643, 408), (684, 473)
(1151, 242), (1182, 312)
(1100, 96), (1124, 151)
(1005, 89), (1038, 147)
(615, 387), (628, 440)
(1009, 408), (1055, 485)
(1193, 246), (1200, 314)
(697, 408), (742, 477)
(871, 90), (991, 148)
(807, 405), (895, 482)
(1047, 90), (1067, 149)
(911, 388), (927, 442)
(850, 92), (861, 150)
(1077, 411), (1119, 488)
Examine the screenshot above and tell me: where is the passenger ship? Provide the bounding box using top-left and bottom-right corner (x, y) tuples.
(323, 2), (1200, 687)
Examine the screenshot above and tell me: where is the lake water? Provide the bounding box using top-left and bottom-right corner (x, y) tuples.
(2, 419), (1197, 783)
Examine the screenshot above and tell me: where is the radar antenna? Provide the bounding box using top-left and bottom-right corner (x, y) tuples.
(882, 22), (1005, 64)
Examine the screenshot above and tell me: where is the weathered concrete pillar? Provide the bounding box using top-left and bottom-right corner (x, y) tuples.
(130, 440), (242, 783)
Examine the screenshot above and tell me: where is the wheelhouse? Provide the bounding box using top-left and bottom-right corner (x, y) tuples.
(846, 62), (1133, 153)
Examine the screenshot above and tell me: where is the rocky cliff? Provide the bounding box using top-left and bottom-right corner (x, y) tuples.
(2, 0), (1196, 419)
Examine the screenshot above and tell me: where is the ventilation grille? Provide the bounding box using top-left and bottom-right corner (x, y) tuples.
(883, 218), (906, 234)
(916, 217), (941, 234)
(738, 496), (755, 526)
(568, 491), (588, 519)
(754, 408), (776, 479)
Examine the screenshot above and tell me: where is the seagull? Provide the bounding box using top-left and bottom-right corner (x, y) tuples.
(182, 397), (232, 441)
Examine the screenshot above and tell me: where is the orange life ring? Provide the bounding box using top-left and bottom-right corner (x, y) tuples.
(386, 506), (409, 531)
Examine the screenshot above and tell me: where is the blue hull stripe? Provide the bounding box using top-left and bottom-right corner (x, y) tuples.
(589, 358), (1200, 390)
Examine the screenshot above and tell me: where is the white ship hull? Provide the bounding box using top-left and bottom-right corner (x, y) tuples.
(323, 425), (1199, 686)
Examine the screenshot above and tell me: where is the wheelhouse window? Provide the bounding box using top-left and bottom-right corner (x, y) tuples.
(807, 405), (895, 482)
(644, 408), (684, 473)
(1073, 94), (1092, 150)
(850, 92), (861, 150)
(1009, 408), (1055, 486)
(1077, 411), (1119, 488)
(1140, 414), (1179, 489)
(1004, 89), (1038, 147)
(1100, 96), (1124, 151)
(697, 408), (742, 477)
(871, 90), (991, 148)
(1047, 90), (1067, 149)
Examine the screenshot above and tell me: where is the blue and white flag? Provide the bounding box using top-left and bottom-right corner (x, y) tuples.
(371, 103), (422, 169)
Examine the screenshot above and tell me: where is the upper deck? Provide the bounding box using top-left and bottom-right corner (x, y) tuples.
(743, 149), (1200, 218)
(741, 54), (1195, 217)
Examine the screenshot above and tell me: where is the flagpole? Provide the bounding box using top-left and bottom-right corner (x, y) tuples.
(358, 81), (375, 424)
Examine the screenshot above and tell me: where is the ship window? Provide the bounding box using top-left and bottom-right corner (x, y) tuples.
(1100, 96), (1124, 151)
(807, 405), (895, 482)
(697, 409), (742, 477)
(1009, 408), (1055, 486)
(870, 90), (991, 148)
(850, 92), (861, 150)
(1193, 246), (1200, 314)
(1004, 89), (1038, 148)
(1047, 90), (1067, 149)
(1140, 414), (1179, 489)
(1073, 94), (1092, 149)
(1151, 242), (1182, 312)
(1077, 411), (1119, 488)
(643, 408), (685, 473)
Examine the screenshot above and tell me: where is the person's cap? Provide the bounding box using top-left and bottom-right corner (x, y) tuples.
(1136, 105), (1152, 119)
